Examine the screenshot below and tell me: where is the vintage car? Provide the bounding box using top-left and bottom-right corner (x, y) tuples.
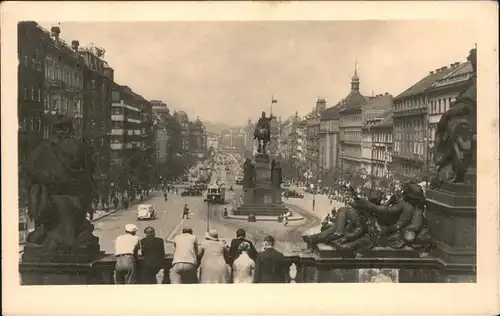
(181, 188), (203, 197)
(235, 175), (244, 185)
(136, 204), (157, 221)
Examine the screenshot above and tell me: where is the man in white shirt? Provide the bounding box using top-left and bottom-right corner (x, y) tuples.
(114, 224), (140, 284)
(170, 227), (198, 284)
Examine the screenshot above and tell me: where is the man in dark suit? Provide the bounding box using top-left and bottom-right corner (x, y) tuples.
(228, 228), (258, 265)
(140, 226), (165, 284)
(254, 235), (287, 283)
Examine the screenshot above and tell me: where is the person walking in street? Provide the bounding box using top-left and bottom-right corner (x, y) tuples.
(254, 235), (287, 283)
(170, 228), (199, 284)
(312, 199), (316, 211)
(198, 230), (231, 284)
(283, 210), (291, 227)
(232, 241), (256, 283)
(227, 228), (258, 266)
(140, 226), (165, 284)
(182, 204), (190, 219)
(88, 206), (95, 221)
(114, 224), (140, 284)
(113, 196), (119, 210)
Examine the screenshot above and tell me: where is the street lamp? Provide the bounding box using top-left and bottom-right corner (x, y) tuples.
(340, 148), (345, 182)
(310, 183), (315, 211)
(371, 143), (375, 189)
(203, 198), (211, 232)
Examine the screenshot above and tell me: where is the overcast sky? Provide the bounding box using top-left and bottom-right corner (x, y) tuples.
(40, 21), (477, 126)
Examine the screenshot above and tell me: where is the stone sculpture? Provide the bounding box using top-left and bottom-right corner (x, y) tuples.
(24, 115), (100, 260)
(433, 48), (476, 184)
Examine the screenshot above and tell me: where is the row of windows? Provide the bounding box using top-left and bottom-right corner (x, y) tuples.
(44, 93), (83, 116)
(342, 131), (362, 142)
(111, 107), (142, 119)
(394, 96), (427, 111)
(45, 57), (83, 89)
(372, 165), (390, 178)
(361, 148), (392, 162)
(393, 141), (426, 156)
(429, 96), (456, 115)
(87, 119), (105, 130)
(19, 115), (43, 132)
(372, 133), (392, 143)
(393, 130), (425, 143)
(22, 86), (42, 102)
(22, 55), (42, 72)
(342, 115), (362, 124)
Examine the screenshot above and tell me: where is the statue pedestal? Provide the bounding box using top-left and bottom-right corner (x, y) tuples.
(20, 244), (106, 285)
(426, 168), (476, 282)
(235, 154), (288, 216)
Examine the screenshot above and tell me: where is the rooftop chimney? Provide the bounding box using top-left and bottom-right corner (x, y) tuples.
(429, 70), (435, 74)
(71, 40), (79, 52)
(435, 68), (440, 72)
(50, 26), (60, 40)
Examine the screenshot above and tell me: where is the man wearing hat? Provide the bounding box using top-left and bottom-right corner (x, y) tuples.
(114, 224), (140, 284)
(254, 235), (286, 283)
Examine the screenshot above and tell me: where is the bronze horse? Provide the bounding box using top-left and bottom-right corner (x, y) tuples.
(254, 127), (269, 154)
(254, 111), (272, 154)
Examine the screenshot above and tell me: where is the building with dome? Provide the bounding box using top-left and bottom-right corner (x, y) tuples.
(338, 65), (369, 174)
(189, 117), (207, 157)
(173, 110), (190, 153)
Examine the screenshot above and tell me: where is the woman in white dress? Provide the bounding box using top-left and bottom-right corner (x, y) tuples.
(232, 241), (255, 283)
(198, 230), (231, 284)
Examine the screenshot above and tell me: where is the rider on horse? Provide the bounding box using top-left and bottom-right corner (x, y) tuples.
(254, 111), (273, 154)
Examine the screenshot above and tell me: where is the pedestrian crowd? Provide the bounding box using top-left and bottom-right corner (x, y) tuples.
(113, 225), (289, 284)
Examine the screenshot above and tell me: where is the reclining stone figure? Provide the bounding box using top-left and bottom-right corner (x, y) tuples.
(352, 182), (434, 251)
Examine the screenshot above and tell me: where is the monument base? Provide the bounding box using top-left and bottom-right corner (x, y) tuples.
(234, 203), (289, 216)
(20, 246), (107, 285)
(426, 172), (476, 282)
(22, 244), (104, 264)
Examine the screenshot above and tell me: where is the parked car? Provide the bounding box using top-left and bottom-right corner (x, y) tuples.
(136, 204), (157, 221)
(181, 188), (203, 197)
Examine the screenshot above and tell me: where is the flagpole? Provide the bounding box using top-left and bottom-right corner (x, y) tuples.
(270, 95), (274, 117)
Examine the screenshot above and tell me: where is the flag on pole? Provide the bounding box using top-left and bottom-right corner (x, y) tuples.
(271, 99), (277, 104)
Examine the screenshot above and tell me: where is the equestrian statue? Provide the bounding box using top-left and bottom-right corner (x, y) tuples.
(253, 111), (275, 155)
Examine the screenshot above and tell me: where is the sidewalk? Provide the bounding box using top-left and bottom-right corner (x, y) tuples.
(87, 192), (160, 222)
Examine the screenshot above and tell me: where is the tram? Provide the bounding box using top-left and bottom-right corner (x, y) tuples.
(206, 184), (226, 204)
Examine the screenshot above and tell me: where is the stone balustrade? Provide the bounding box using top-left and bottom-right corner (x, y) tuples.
(19, 248), (475, 285)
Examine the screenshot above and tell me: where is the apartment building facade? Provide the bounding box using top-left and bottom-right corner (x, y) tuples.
(338, 67), (368, 174)
(318, 104), (343, 182)
(425, 61), (473, 169)
(392, 64), (457, 180)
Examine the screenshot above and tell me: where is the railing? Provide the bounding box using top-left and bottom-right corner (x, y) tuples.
(19, 250), (475, 285)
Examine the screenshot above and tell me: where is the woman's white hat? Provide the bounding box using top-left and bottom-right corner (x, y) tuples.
(205, 229), (219, 240)
(125, 224), (138, 233)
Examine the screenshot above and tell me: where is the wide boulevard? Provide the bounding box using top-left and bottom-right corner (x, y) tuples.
(93, 153), (327, 254)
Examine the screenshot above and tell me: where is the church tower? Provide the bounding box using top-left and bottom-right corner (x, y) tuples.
(351, 60), (360, 92)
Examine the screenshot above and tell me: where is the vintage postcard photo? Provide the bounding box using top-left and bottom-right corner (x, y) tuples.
(2, 1), (499, 315)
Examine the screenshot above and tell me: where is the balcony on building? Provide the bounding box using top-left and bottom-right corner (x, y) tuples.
(111, 114), (124, 121)
(46, 78), (65, 89)
(110, 143), (124, 150)
(110, 129), (125, 136)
